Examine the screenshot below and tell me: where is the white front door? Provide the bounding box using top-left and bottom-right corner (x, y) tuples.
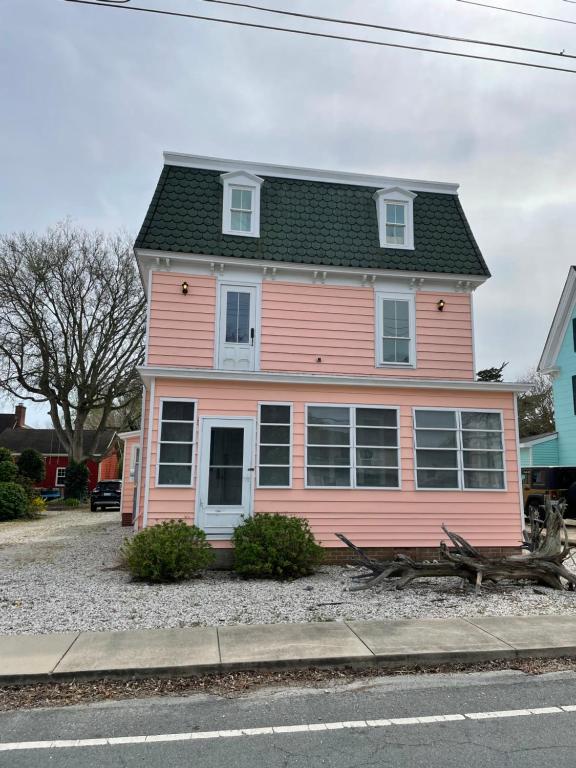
(197, 417), (255, 538)
(217, 284), (257, 371)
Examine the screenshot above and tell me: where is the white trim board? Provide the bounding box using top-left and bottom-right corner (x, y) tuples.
(135, 249), (487, 295)
(138, 365), (529, 393)
(163, 152), (459, 194)
(539, 266), (576, 373)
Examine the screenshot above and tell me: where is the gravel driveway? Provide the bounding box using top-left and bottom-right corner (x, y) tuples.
(1, 511), (576, 635)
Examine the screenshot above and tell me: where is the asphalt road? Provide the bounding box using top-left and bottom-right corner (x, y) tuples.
(3, 669), (576, 767)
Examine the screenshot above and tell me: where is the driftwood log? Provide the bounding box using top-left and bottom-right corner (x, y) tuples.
(336, 501), (576, 594)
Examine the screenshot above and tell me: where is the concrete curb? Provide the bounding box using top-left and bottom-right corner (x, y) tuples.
(2, 615), (576, 686)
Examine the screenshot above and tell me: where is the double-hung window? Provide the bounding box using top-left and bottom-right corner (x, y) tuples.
(258, 403), (292, 487)
(385, 202), (407, 245)
(376, 294), (415, 367)
(157, 400), (195, 486)
(230, 187), (253, 233)
(220, 171), (263, 237)
(56, 467), (66, 486)
(306, 405), (399, 488)
(414, 409), (505, 490)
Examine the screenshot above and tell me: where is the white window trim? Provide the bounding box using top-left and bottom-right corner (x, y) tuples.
(375, 291), (416, 369)
(220, 170), (264, 238)
(155, 397), (198, 488)
(373, 187), (416, 250)
(412, 407), (507, 492)
(305, 403), (401, 490)
(213, 279), (262, 371)
(129, 444), (140, 482)
(55, 467), (66, 486)
(257, 402), (293, 488)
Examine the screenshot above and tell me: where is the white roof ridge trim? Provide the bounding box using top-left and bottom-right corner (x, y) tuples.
(163, 152), (460, 195)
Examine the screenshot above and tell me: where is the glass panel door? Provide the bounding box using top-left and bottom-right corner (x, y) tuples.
(218, 284), (257, 371)
(208, 427), (244, 505)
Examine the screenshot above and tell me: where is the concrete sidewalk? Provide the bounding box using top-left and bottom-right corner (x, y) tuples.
(2, 615), (576, 685)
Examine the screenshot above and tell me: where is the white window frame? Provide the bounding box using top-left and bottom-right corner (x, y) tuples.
(129, 444), (140, 483)
(214, 278), (262, 371)
(220, 170), (264, 238)
(413, 407), (506, 492)
(305, 404), (401, 490)
(373, 187), (416, 250)
(55, 466), (66, 486)
(257, 402), (293, 488)
(156, 397), (197, 488)
(375, 291), (416, 368)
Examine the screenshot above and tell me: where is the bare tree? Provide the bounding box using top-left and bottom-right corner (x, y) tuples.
(517, 367), (555, 438)
(0, 223), (146, 461)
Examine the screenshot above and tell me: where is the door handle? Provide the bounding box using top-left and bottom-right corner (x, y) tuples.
(247, 467), (255, 472)
(250, 327), (255, 346)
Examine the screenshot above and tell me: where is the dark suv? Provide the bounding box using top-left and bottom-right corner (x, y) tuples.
(90, 480), (122, 511)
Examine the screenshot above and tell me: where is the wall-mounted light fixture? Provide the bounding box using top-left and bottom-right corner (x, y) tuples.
(437, 299), (445, 312)
(181, 281), (189, 295)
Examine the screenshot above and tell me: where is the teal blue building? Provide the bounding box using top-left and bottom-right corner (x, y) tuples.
(521, 267), (576, 468)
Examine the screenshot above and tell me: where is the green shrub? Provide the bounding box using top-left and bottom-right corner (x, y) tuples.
(0, 460), (17, 483)
(17, 449), (46, 483)
(64, 461), (89, 500)
(63, 497), (81, 508)
(0, 482), (30, 521)
(122, 521), (215, 583)
(232, 513), (324, 580)
(0, 447), (13, 464)
(30, 496), (47, 513)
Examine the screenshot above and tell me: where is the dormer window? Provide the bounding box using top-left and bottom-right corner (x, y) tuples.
(373, 187), (416, 250)
(220, 170), (264, 238)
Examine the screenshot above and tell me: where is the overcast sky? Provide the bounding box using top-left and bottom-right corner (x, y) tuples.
(2, 0), (576, 425)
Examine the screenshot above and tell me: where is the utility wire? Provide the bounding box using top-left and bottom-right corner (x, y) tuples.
(197, 0), (574, 59)
(64, 0), (576, 74)
(456, 0), (576, 26)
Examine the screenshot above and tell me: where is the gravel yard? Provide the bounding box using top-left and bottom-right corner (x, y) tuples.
(1, 511), (576, 635)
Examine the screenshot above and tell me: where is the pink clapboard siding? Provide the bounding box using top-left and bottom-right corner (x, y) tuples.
(147, 272), (216, 368)
(261, 282), (474, 380)
(120, 434), (140, 521)
(146, 273), (474, 380)
(136, 378), (522, 549)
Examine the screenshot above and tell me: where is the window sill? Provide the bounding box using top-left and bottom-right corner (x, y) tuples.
(222, 229), (260, 238)
(376, 363), (416, 369)
(379, 243), (415, 251)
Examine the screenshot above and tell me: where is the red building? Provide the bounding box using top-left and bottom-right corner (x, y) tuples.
(0, 408), (119, 492)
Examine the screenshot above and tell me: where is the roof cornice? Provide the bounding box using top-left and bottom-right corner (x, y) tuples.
(138, 365), (528, 393)
(163, 152), (460, 195)
(539, 266), (576, 372)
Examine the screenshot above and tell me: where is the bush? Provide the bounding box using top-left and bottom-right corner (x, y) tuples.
(0, 482), (30, 521)
(0, 447), (13, 464)
(30, 496), (47, 513)
(17, 449), (46, 483)
(64, 461), (89, 500)
(0, 460), (17, 483)
(122, 521), (215, 583)
(63, 497), (81, 508)
(232, 513), (324, 580)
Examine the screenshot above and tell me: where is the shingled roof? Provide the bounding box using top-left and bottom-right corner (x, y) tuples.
(0, 429), (116, 457)
(135, 163), (490, 277)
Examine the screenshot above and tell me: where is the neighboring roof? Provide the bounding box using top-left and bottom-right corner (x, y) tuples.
(539, 266), (576, 372)
(519, 432), (558, 446)
(0, 429), (117, 457)
(135, 157), (490, 277)
(0, 414), (16, 434)
(118, 430), (141, 441)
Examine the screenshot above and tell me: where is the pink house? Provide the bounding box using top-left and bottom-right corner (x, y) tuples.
(121, 153), (525, 561)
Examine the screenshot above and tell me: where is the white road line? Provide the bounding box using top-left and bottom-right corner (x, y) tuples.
(0, 706), (574, 752)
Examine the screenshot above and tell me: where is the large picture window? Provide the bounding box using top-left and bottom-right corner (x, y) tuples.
(306, 405), (399, 488)
(258, 403), (292, 487)
(414, 409), (505, 490)
(157, 400), (195, 486)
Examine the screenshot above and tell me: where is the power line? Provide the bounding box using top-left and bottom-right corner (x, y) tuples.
(198, 0), (574, 60)
(456, 0), (576, 26)
(64, 0), (576, 74)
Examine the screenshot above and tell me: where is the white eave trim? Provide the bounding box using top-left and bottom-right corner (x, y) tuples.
(539, 266), (576, 372)
(519, 432), (558, 448)
(137, 366), (529, 393)
(118, 430), (141, 441)
(163, 152), (460, 195)
(135, 249), (488, 292)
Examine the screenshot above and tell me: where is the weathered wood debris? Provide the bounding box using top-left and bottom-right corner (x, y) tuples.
(336, 502), (576, 594)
